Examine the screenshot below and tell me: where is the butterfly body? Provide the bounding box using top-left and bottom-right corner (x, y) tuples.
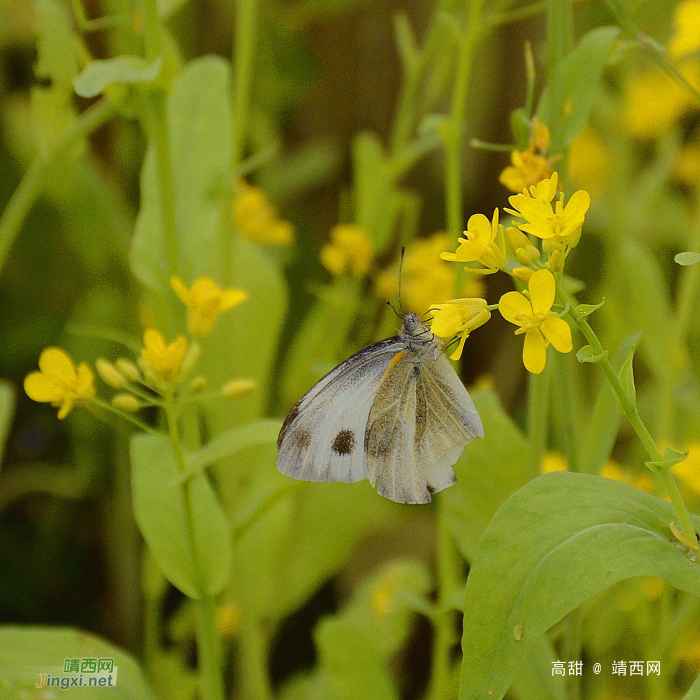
(277, 313), (483, 504)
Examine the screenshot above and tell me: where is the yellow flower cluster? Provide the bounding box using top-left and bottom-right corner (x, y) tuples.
(441, 210), (506, 275)
(233, 181), (295, 246)
(499, 119), (555, 193)
(320, 224), (374, 278)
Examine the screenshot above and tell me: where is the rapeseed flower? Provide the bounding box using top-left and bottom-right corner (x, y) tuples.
(668, 0), (700, 59)
(430, 298), (491, 361)
(25, 348), (96, 419)
(171, 276), (247, 336)
(568, 128), (610, 199)
(320, 224), (374, 277)
(499, 119), (554, 193)
(499, 269), (572, 374)
(233, 181), (294, 246)
(140, 329), (188, 383)
(441, 209), (506, 274)
(671, 443), (700, 498)
(506, 173), (590, 249)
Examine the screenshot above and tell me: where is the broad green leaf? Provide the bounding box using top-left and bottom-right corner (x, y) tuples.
(0, 626), (154, 698)
(619, 240), (678, 383)
(73, 56), (162, 98)
(684, 672), (700, 698)
(185, 420), (281, 476)
(510, 637), (566, 700)
(676, 251), (700, 266)
(459, 472), (700, 700)
(31, 0), (78, 153)
(131, 56), (232, 291)
(537, 27), (619, 149)
(443, 391), (529, 560)
(131, 434), (232, 598)
(0, 381), (15, 465)
(281, 278), (362, 409)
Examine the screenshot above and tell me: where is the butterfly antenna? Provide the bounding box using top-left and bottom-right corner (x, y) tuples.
(386, 300), (402, 319)
(398, 246), (406, 315)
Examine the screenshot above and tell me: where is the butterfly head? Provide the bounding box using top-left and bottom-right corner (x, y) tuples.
(400, 313), (442, 355)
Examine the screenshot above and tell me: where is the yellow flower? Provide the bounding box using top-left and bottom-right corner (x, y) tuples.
(669, 0), (700, 59)
(171, 276), (247, 336)
(140, 329), (188, 383)
(541, 451), (567, 473)
(499, 269), (572, 374)
(24, 348), (96, 419)
(675, 137), (700, 186)
(430, 298), (491, 360)
(320, 224), (374, 277)
(600, 460), (654, 493)
(499, 119), (554, 193)
(506, 173), (590, 249)
(671, 443), (700, 498)
(376, 233), (485, 315)
(233, 181), (294, 246)
(568, 127), (610, 199)
(441, 209), (506, 274)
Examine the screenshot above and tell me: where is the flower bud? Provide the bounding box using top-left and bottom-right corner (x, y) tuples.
(515, 248), (534, 266)
(115, 358), (141, 382)
(188, 376), (207, 394)
(112, 392), (141, 412)
(513, 267), (534, 282)
(547, 249), (565, 273)
(181, 343), (202, 376)
(96, 359), (127, 389)
(524, 244), (541, 261)
(222, 378), (257, 397)
(506, 226), (530, 253)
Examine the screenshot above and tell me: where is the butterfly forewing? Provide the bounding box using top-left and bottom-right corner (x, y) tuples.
(277, 337), (402, 484)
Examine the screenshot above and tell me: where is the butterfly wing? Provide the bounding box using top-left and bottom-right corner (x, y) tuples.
(365, 352), (483, 504)
(277, 337), (403, 484)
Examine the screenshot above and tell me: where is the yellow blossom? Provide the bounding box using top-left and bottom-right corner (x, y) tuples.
(376, 233), (485, 315)
(140, 329), (188, 383)
(320, 224), (374, 277)
(499, 119), (554, 193)
(430, 298), (491, 360)
(506, 173), (590, 249)
(441, 209), (506, 274)
(541, 451), (567, 474)
(600, 461), (654, 493)
(675, 138), (700, 186)
(499, 269), (572, 374)
(669, 0), (700, 59)
(671, 443), (700, 498)
(25, 348), (96, 419)
(171, 276), (247, 336)
(233, 181), (294, 246)
(568, 127), (610, 199)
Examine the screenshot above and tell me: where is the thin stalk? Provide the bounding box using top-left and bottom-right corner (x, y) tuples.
(527, 366), (550, 479)
(165, 399), (225, 700)
(427, 504), (459, 700)
(91, 397), (163, 437)
(237, 615), (274, 700)
(0, 99), (117, 275)
(563, 291), (698, 547)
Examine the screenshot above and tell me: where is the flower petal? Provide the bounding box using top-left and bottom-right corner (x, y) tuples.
(523, 329), (548, 374)
(39, 347), (76, 380)
(541, 316), (573, 353)
(452, 240), (488, 263)
(170, 277), (190, 305)
(499, 291), (532, 326)
(24, 372), (63, 402)
(57, 398), (74, 420)
(563, 189), (591, 220)
(529, 269), (555, 316)
(220, 288), (248, 312)
(467, 214), (493, 244)
(450, 331), (468, 361)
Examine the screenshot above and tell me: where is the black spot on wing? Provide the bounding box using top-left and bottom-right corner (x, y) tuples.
(331, 429), (355, 455)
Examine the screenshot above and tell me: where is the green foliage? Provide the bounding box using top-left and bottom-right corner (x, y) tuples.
(0, 626), (154, 698)
(0, 381), (14, 465)
(73, 56), (162, 98)
(460, 472), (700, 700)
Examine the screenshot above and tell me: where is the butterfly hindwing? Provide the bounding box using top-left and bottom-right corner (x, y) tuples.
(277, 337), (402, 484)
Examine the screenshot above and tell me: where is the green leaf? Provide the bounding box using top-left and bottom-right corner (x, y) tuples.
(31, 0), (78, 154)
(575, 345), (608, 363)
(619, 240), (677, 383)
(684, 672), (700, 699)
(444, 391), (529, 560)
(615, 339), (638, 410)
(510, 637), (566, 700)
(0, 381), (15, 466)
(185, 420), (281, 477)
(576, 299), (605, 317)
(0, 626), (154, 698)
(131, 434), (232, 598)
(537, 27), (620, 149)
(131, 56), (232, 291)
(73, 56), (162, 98)
(676, 251), (700, 266)
(646, 445), (689, 471)
(510, 108), (531, 152)
(459, 472), (700, 700)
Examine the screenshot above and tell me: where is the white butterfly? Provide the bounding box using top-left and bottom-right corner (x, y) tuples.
(276, 312), (484, 504)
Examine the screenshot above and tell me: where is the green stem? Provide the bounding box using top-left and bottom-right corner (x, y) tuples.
(237, 616), (273, 700)
(232, 0), (259, 170)
(91, 398), (163, 436)
(427, 502), (459, 700)
(563, 291), (698, 547)
(165, 399), (225, 700)
(486, 0), (546, 28)
(527, 366), (550, 479)
(141, 0), (180, 279)
(0, 99), (117, 276)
